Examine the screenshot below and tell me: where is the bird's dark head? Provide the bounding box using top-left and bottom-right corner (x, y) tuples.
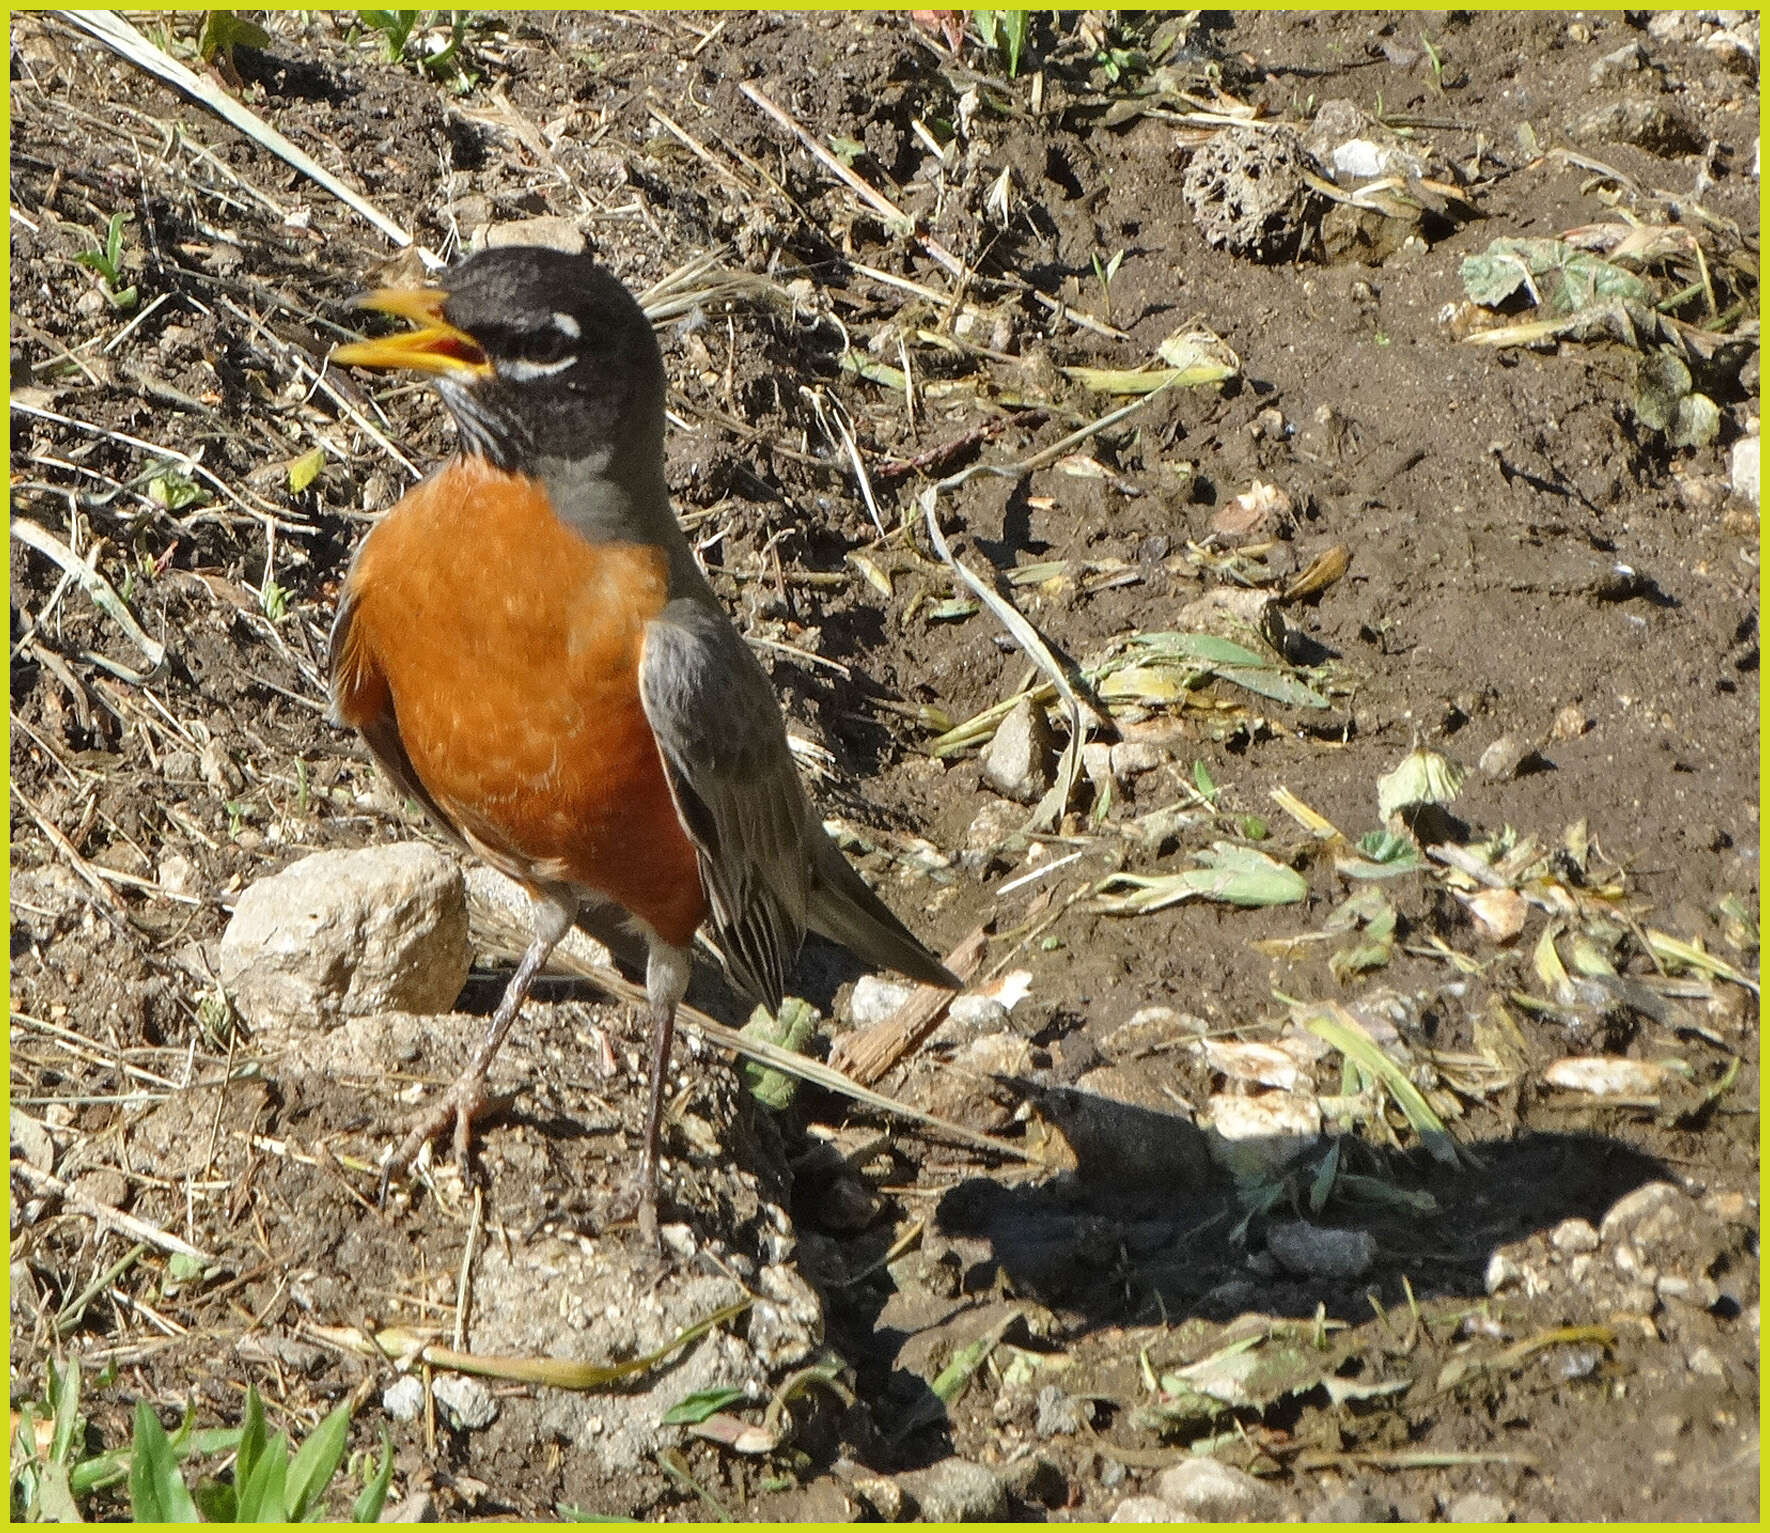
(333, 247), (664, 473)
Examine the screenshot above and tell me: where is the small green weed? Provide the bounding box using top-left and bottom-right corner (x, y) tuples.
(972, 10), (1031, 77)
(73, 212), (137, 311)
(357, 10), (480, 88)
(10, 1363), (391, 1523)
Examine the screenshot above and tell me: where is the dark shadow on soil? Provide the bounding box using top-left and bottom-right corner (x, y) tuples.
(920, 1096), (1672, 1330)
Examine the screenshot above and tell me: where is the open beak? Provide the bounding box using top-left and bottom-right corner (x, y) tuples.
(331, 288), (492, 378)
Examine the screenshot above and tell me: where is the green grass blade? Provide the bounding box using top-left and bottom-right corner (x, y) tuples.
(127, 1403), (200, 1523)
(286, 1401), (352, 1520)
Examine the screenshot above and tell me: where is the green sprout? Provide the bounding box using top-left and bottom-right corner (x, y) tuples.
(972, 10), (1030, 77)
(73, 212), (137, 311)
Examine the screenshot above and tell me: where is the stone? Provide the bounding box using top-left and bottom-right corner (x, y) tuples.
(1550, 1218), (1601, 1254)
(895, 1459), (1008, 1522)
(433, 1373), (497, 1430)
(1034, 1383), (1084, 1437)
(981, 697), (1057, 804)
(219, 844), (469, 1035)
(1153, 1457), (1277, 1521)
(1111, 1496), (1177, 1522)
(382, 1375), (425, 1422)
(1729, 433), (1758, 509)
(1266, 1220), (1379, 1280)
(847, 974), (914, 1028)
(1447, 1490), (1511, 1522)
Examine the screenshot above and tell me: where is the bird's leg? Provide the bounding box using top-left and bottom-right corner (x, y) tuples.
(380, 887), (577, 1200)
(613, 941), (691, 1247)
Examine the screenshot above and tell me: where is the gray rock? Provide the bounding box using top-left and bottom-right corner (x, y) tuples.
(1589, 40), (1647, 84)
(219, 844), (469, 1035)
(982, 697), (1057, 804)
(433, 1373), (497, 1430)
(1034, 1383), (1084, 1438)
(1600, 1180), (1690, 1248)
(1730, 434), (1758, 509)
(1447, 1490), (1511, 1523)
(1153, 1457), (1277, 1521)
(382, 1375), (425, 1422)
(1267, 1220), (1379, 1280)
(1550, 1217), (1600, 1254)
(1111, 1496), (1178, 1523)
(896, 1458), (1008, 1522)
(848, 973), (915, 1028)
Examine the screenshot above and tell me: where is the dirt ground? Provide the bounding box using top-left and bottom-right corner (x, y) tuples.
(9, 9), (1759, 1523)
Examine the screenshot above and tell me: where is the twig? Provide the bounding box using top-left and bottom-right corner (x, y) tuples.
(13, 1159), (211, 1263)
(9, 780), (133, 920)
(828, 926), (989, 1085)
(60, 10), (418, 251)
(11, 518), (166, 683)
(11, 399), (309, 532)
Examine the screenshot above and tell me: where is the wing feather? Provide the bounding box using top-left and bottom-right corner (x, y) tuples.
(638, 599), (811, 1008)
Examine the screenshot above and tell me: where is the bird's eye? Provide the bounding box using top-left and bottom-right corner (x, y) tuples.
(517, 328), (574, 366)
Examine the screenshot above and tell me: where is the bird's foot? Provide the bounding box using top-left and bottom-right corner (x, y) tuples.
(377, 1072), (512, 1204)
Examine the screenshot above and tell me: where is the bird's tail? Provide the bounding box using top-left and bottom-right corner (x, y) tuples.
(807, 833), (961, 990)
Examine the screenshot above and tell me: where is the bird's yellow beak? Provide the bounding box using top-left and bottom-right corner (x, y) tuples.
(331, 288), (492, 377)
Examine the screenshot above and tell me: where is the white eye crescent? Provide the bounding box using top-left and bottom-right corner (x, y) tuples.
(551, 311), (581, 339)
(500, 354), (575, 381)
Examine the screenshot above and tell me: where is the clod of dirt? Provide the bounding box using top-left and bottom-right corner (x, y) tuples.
(218, 844), (469, 1035)
(1182, 126), (1326, 261)
(981, 695), (1058, 804)
(1570, 95), (1705, 156)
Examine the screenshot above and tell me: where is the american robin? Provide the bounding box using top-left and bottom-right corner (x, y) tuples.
(328, 246), (959, 1243)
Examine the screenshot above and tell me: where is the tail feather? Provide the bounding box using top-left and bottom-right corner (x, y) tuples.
(807, 834), (960, 990)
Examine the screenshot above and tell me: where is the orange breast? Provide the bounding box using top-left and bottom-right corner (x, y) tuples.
(338, 457), (707, 947)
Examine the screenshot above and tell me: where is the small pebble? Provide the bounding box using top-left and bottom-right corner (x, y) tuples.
(433, 1373), (498, 1430)
(1447, 1490), (1511, 1523)
(382, 1375), (425, 1422)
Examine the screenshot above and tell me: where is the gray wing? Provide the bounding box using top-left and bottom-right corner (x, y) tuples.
(639, 597), (812, 1008)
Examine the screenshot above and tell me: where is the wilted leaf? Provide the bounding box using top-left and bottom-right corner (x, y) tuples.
(1460, 237), (1653, 316)
(1377, 747), (1466, 819)
(1098, 842), (1308, 914)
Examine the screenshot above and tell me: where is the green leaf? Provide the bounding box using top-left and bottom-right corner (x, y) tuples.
(128, 1403), (201, 1523)
(47, 1357), (82, 1464)
(1191, 758), (1218, 802)
(350, 1425), (395, 1523)
(235, 1384), (269, 1489)
(198, 11), (272, 63)
(1215, 664), (1330, 709)
(1303, 1008), (1461, 1166)
(661, 1387), (749, 1427)
(286, 1400), (352, 1520)
(235, 1429), (290, 1521)
(287, 447), (326, 494)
